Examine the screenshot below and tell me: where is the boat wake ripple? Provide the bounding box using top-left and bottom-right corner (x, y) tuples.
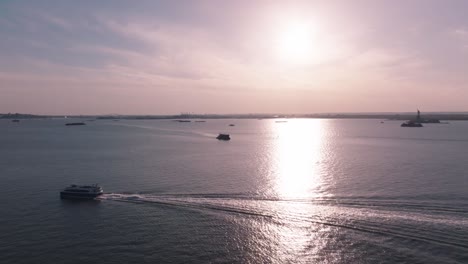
(99, 193), (468, 251)
(106, 123), (216, 138)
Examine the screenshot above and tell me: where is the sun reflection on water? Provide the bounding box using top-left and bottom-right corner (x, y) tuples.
(271, 119), (327, 199)
(254, 119), (332, 263)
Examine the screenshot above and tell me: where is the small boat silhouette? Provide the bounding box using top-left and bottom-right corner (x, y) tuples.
(65, 122), (86, 126)
(216, 134), (231, 140)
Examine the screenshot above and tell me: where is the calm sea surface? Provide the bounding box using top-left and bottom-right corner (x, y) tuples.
(1, 118), (467, 263)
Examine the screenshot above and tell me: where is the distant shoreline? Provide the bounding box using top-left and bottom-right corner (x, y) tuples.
(3, 113), (468, 121)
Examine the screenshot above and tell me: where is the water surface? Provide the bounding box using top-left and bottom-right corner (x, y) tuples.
(1, 119), (467, 263)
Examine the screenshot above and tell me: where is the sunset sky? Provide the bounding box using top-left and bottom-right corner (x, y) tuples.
(1, 0), (468, 115)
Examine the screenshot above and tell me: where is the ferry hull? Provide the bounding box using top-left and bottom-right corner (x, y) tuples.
(60, 192), (103, 200)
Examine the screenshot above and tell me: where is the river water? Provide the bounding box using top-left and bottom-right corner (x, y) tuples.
(1, 118), (467, 263)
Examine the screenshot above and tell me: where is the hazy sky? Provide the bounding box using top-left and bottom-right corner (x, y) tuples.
(1, 0), (468, 114)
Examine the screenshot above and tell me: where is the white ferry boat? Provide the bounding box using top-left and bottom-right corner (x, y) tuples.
(60, 184), (103, 200)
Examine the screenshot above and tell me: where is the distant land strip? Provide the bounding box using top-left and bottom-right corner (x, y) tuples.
(2, 113), (468, 121)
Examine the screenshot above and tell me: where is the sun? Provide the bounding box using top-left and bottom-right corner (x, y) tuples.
(275, 21), (316, 64)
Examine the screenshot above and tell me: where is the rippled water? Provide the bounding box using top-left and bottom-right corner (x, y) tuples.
(0, 119), (467, 263)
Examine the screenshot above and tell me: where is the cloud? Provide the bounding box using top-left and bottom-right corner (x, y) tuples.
(2, 1), (468, 114)
(2, 4), (430, 94)
(38, 12), (73, 30)
(452, 28), (468, 38)
(451, 28), (468, 51)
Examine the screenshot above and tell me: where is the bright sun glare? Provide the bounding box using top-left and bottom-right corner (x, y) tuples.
(276, 21), (316, 64)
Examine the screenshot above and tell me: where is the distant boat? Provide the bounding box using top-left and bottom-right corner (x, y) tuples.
(65, 122), (86, 126)
(60, 184), (103, 200)
(216, 134), (231, 140)
(229, 124), (235, 126)
(401, 120), (423, 127)
(195, 120), (206, 122)
(174, 120), (191, 123)
(12, 119), (20, 122)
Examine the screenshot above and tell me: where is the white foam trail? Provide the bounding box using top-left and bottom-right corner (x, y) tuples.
(98, 193), (272, 218)
(99, 193), (145, 200)
(106, 123), (215, 138)
(97, 193), (468, 249)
